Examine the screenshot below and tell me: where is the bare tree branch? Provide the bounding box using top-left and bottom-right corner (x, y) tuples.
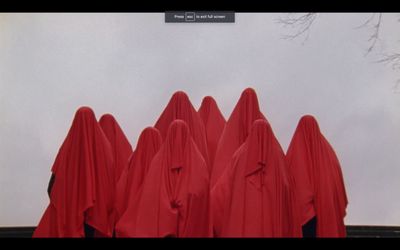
(278, 13), (385, 55)
(366, 14), (382, 55)
(374, 53), (400, 93)
(354, 13), (377, 29)
(374, 53), (400, 70)
(353, 13), (383, 56)
(278, 13), (400, 89)
(276, 13), (318, 44)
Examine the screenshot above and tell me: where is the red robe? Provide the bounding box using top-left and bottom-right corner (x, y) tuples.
(198, 96), (226, 168)
(154, 91), (210, 172)
(211, 88), (267, 188)
(211, 119), (302, 237)
(285, 115), (348, 237)
(98, 114), (133, 234)
(114, 127), (163, 235)
(118, 120), (210, 237)
(33, 107), (115, 237)
(99, 114), (133, 183)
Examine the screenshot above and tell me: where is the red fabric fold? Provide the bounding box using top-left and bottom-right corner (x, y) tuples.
(211, 88), (267, 188)
(33, 107), (115, 237)
(198, 96), (226, 168)
(115, 127), (163, 236)
(117, 120), (210, 237)
(211, 119), (301, 237)
(285, 115), (348, 237)
(99, 114), (133, 183)
(154, 91), (210, 172)
(99, 114), (133, 226)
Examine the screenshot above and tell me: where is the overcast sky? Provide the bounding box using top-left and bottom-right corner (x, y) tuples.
(1, 13), (400, 226)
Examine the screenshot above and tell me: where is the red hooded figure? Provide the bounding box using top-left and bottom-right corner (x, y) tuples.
(198, 96), (226, 168)
(114, 127), (163, 234)
(286, 115), (348, 237)
(99, 114), (133, 183)
(211, 119), (302, 237)
(211, 88), (266, 188)
(33, 107), (115, 237)
(154, 91), (210, 172)
(118, 120), (210, 237)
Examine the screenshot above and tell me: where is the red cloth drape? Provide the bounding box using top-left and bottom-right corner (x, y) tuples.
(154, 91), (210, 172)
(285, 115), (348, 237)
(117, 120), (211, 237)
(33, 107), (115, 237)
(211, 119), (302, 237)
(211, 88), (266, 188)
(198, 96), (226, 168)
(99, 114), (133, 183)
(114, 127), (163, 236)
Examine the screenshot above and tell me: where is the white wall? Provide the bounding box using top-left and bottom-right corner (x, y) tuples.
(1, 13), (399, 226)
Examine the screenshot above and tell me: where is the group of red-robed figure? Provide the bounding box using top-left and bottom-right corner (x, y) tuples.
(33, 88), (348, 238)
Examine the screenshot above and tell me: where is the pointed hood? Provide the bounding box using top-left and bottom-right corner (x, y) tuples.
(286, 115), (348, 237)
(115, 127), (163, 226)
(211, 88), (266, 187)
(211, 119), (301, 237)
(117, 120), (210, 237)
(99, 114), (133, 182)
(33, 107), (115, 237)
(154, 91), (210, 171)
(198, 96), (226, 168)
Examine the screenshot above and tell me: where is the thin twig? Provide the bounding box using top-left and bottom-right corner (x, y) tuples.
(375, 53), (400, 70)
(278, 13), (400, 85)
(365, 13), (382, 56)
(276, 13), (318, 44)
(354, 13), (377, 29)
